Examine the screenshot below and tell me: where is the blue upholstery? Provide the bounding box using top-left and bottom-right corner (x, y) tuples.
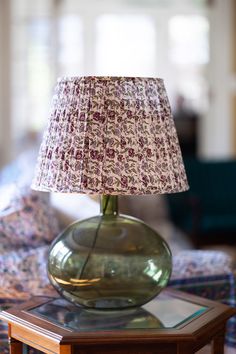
(166, 158), (236, 245)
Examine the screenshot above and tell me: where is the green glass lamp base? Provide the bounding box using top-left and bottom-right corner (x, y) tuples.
(48, 196), (172, 310)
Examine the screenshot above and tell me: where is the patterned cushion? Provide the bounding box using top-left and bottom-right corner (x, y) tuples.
(0, 184), (59, 253)
(0, 245), (56, 300)
(170, 250), (236, 348)
(0, 245), (56, 353)
(171, 250), (233, 279)
(169, 272), (236, 348)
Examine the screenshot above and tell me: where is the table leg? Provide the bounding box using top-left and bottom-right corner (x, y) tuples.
(212, 333), (225, 354)
(9, 337), (23, 354)
(176, 343), (194, 354)
(60, 344), (72, 354)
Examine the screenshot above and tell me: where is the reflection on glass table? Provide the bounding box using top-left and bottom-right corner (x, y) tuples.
(29, 292), (207, 332)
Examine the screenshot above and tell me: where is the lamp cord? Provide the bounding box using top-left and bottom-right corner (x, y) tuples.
(78, 195), (110, 280)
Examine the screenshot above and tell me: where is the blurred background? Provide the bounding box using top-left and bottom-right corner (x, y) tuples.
(1, 0), (236, 249)
(0, 0), (235, 167)
(1, 3), (236, 351)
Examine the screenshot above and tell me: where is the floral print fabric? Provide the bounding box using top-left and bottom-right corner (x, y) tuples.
(0, 184), (59, 252)
(0, 246), (56, 300)
(32, 76), (189, 194)
(0, 249), (232, 298)
(0, 178), (59, 353)
(0, 245), (56, 353)
(172, 250), (233, 279)
(170, 251), (236, 348)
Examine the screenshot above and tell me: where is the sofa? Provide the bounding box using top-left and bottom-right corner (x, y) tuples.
(0, 151), (236, 352)
(166, 157), (236, 247)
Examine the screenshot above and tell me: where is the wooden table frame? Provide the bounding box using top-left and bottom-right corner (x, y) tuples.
(1, 289), (235, 354)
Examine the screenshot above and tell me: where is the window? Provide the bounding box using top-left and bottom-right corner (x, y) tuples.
(58, 15), (83, 76)
(8, 0), (210, 151)
(168, 15), (209, 111)
(95, 14), (156, 77)
(11, 0), (54, 142)
(169, 15), (209, 65)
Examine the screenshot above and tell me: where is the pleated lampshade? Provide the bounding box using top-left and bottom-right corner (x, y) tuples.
(32, 76), (188, 194)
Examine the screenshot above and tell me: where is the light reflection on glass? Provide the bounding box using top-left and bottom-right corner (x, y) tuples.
(29, 293), (207, 332)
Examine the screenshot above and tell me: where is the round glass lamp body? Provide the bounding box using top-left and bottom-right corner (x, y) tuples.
(48, 197), (172, 310)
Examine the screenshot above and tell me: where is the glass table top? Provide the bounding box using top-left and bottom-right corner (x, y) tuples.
(28, 293), (207, 332)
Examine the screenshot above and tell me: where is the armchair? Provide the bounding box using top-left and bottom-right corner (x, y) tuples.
(166, 158), (236, 247)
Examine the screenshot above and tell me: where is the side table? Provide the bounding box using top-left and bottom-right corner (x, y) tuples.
(0, 288), (235, 354)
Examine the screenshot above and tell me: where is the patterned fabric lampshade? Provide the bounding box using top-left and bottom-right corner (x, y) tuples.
(32, 76), (189, 310)
(32, 76), (188, 194)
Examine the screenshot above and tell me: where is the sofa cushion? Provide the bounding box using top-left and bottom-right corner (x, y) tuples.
(0, 245), (56, 300)
(172, 250), (233, 279)
(0, 184), (59, 253)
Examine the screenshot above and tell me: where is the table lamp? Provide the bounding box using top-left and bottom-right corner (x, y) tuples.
(32, 76), (189, 310)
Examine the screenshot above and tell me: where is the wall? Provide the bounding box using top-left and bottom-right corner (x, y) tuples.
(200, 0), (235, 159)
(233, 0), (236, 155)
(0, 0), (11, 166)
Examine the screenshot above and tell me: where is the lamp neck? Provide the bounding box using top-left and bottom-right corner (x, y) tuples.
(100, 195), (118, 216)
